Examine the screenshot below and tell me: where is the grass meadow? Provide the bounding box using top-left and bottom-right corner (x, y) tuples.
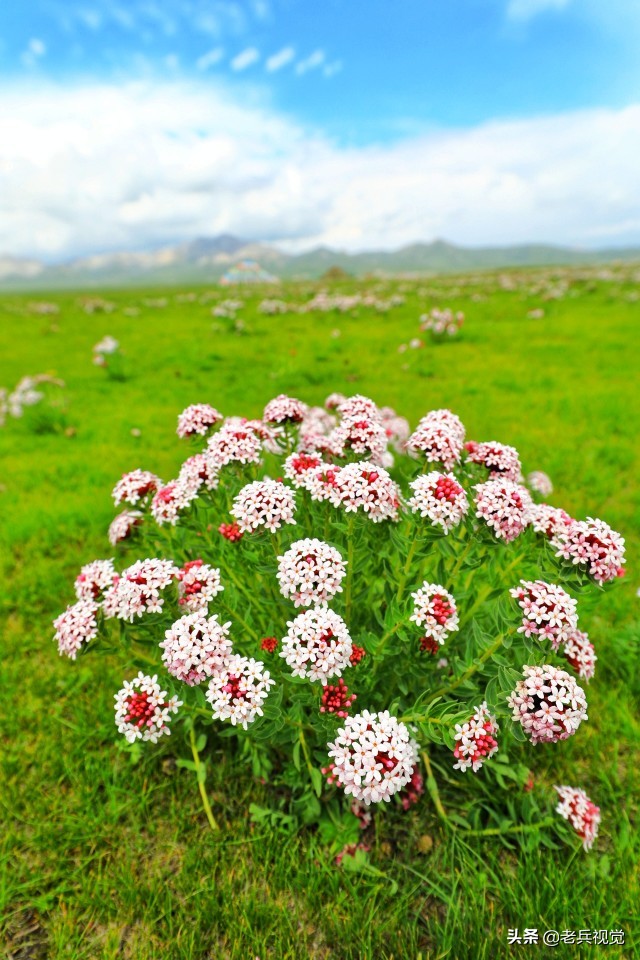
(1, 270), (639, 959)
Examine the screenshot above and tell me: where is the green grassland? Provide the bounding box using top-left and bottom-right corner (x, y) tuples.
(1, 270), (639, 959)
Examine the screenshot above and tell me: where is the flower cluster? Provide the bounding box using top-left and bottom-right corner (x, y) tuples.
(467, 441), (522, 481)
(327, 711), (419, 804)
(74, 559), (116, 601)
(177, 403), (223, 438)
(177, 560), (224, 613)
(320, 678), (357, 718)
(552, 517), (626, 584)
(527, 471), (553, 497)
(408, 472), (469, 533)
(205, 654), (275, 730)
(277, 539), (346, 607)
(53, 600), (99, 659)
(410, 583), (459, 644)
(207, 422), (263, 468)
(281, 607), (353, 683)
(453, 702), (499, 773)
(102, 558), (179, 621)
(151, 480), (197, 526)
(219, 522), (244, 542)
(263, 393), (307, 424)
(528, 503), (573, 538)
(322, 462), (400, 522)
(419, 307), (464, 338)
(108, 510), (142, 546)
(510, 580), (578, 649)
(562, 628), (597, 682)
(407, 409), (465, 469)
(114, 672), (182, 743)
(474, 478), (532, 542)
(113, 470), (162, 506)
(230, 479), (297, 533)
(508, 665), (588, 744)
(554, 785), (601, 851)
(161, 612), (232, 685)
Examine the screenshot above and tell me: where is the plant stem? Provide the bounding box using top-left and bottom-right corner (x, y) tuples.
(221, 602), (260, 642)
(396, 535), (419, 603)
(449, 535), (475, 583)
(345, 516), (356, 624)
(298, 726), (315, 780)
(419, 632), (508, 708)
(421, 749), (449, 824)
(189, 726), (219, 832)
(462, 818), (555, 838)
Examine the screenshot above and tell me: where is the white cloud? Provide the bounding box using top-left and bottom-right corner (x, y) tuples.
(296, 50), (325, 75)
(323, 61), (342, 78)
(196, 47), (225, 71)
(1, 81), (639, 259)
(266, 46), (295, 72)
(21, 38), (47, 69)
(230, 47), (260, 71)
(507, 0), (572, 20)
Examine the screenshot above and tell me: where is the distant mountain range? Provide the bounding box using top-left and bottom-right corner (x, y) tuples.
(1, 235), (639, 289)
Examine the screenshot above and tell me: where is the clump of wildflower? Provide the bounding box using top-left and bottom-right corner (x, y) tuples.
(53, 600), (99, 659)
(330, 416), (389, 462)
(563, 628), (597, 681)
(419, 636), (440, 654)
(335, 842), (371, 866)
(177, 453), (220, 492)
(207, 422), (263, 468)
(328, 461), (400, 522)
(151, 480), (198, 526)
(320, 678), (357, 718)
(108, 510), (142, 546)
(230, 479), (297, 533)
(467, 441), (522, 481)
(326, 710), (419, 805)
(260, 636), (279, 653)
(114, 672), (182, 743)
(527, 471), (553, 497)
(336, 394), (380, 421)
(176, 403), (223, 438)
(277, 538), (346, 607)
(410, 583), (459, 644)
(528, 503), (573, 538)
(206, 655), (275, 729)
(263, 394), (307, 424)
(407, 409), (465, 469)
(552, 517), (626, 584)
(103, 558), (179, 621)
(74, 559), (116, 601)
(554, 785), (601, 850)
(474, 479), (532, 542)
(177, 559), (223, 612)
(510, 580), (579, 649)
(350, 645), (366, 665)
(113, 469), (162, 506)
(380, 407), (411, 451)
(284, 453), (324, 489)
(281, 607), (353, 683)
(453, 702), (499, 772)
(161, 612), (232, 685)
(219, 522), (243, 542)
(507, 665), (588, 744)
(408, 472), (469, 533)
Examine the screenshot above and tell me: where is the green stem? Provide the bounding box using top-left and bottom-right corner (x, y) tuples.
(449, 536), (475, 583)
(462, 818), (555, 838)
(421, 749), (449, 824)
(396, 535), (420, 603)
(298, 726), (315, 780)
(345, 516), (356, 624)
(459, 583), (494, 628)
(189, 727), (219, 832)
(418, 632), (508, 709)
(221, 602), (260, 643)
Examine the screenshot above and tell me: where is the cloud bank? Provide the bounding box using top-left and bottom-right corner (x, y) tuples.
(1, 81), (640, 258)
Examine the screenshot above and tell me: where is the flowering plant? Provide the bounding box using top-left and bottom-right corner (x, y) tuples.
(419, 307), (464, 341)
(53, 392), (623, 852)
(93, 335), (126, 380)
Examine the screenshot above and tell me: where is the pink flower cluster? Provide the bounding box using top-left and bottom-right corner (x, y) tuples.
(230, 479), (297, 533)
(554, 785), (601, 850)
(408, 471), (469, 533)
(113, 469), (162, 506)
(410, 582), (459, 645)
(327, 711), (419, 805)
(283, 452), (324, 487)
(320, 678), (357, 718)
(178, 453), (220, 492)
(205, 653), (275, 730)
(102, 558), (179, 621)
(466, 441), (522, 481)
(474, 478), (532, 542)
(407, 409), (465, 469)
(207, 422), (263, 468)
(161, 612), (232, 685)
(53, 599), (99, 659)
(563, 628), (597, 681)
(528, 503), (573, 538)
(177, 559), (223, 613)
(508, 664), (588, 744)
(177, 403), (223, 438)
(552, 517), (626, 584)
(151, 480), (198, 526)
(74, 559), (116, 601)
(114, 672), (182, 743)
(510, 579), (578, 649)
(277, 538), (346, 607)
(302, 461), (400, 522)
(280, 607), (353, 683)
(108, 510), (142, 546)
(527, 470), (553, 497)
(263, 393), (307, 424)
(452, 702), (499, 772)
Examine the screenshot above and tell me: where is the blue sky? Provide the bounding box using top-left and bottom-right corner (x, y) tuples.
(1, 0), (640, 257)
